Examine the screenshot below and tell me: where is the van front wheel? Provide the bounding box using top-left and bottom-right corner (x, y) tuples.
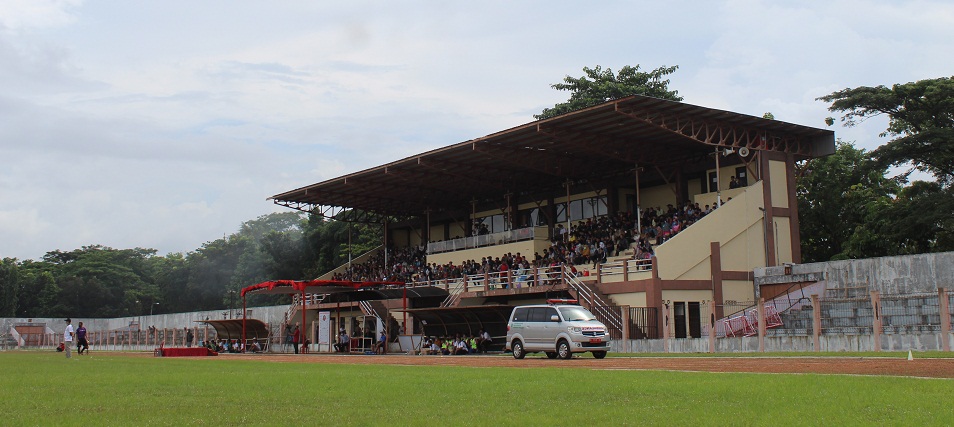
(592, 351), (607, 359)
(512, 340), (526, 359)
(557, 340), (571, 359)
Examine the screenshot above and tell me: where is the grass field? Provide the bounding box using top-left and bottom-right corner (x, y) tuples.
(1, 351), (952, 426)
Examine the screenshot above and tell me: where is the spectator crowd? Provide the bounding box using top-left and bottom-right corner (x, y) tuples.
(332, 202), (716, 285)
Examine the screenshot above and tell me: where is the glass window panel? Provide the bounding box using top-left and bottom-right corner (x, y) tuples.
(569, 199), (584, 221)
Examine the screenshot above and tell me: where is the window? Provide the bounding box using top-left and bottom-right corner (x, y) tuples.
(512, 308), (529, 322)
(735, 166), (748, 186)
(529, 307), (549, 322)
(555, 196), (608, 223)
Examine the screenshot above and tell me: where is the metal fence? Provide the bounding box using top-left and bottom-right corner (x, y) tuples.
(880, 293), (941, 334)
(819, 297), (872, 335)
(628, 307), (658, 339)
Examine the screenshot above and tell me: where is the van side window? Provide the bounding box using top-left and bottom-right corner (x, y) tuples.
(512, 307), (528, 322)
(528, 307), (547, 322)
(544, 307), (560, 322)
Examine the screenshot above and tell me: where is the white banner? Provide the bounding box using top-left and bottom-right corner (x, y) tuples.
(318, 311), (331, 345)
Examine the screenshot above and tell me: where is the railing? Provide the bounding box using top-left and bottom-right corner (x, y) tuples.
(563, 267), (623, 333)
(720, 304), (783, 337)
(426, 226), (540, 254)
(600, 258), (653, 280)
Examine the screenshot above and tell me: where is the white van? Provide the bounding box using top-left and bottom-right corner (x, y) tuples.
(505, 300), (609, 359)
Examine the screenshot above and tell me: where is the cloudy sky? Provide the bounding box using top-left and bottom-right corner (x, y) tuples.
(2, 0), (952, 261)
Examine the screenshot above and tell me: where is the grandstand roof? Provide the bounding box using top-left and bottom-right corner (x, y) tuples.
(240, 279), (448, 302)
(271, 95), (835, 219)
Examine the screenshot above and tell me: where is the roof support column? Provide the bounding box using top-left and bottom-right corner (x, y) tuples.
(425, 209), (431, 246)
(505, 192), (513, 231)
(564, 179), (571, 241)
(635, 163), (642, 233)
(383, 220), (389, 272)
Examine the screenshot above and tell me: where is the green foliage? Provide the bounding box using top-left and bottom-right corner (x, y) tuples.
(3, 212), (382, 318)
(810, 76), (954, 260)
(535, 64), (682, 120)
(818, 76), (954, 186)
(797, 141), (900, 261)
(0, 258), (18, 317)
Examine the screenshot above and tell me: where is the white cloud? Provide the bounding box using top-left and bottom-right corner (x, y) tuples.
(2, 0), (953, 260)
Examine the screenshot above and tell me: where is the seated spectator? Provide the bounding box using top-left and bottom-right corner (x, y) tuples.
(478, 329), (492, 353)
(335, 330), (350, 353)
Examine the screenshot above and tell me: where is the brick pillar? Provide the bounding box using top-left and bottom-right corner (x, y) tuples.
(662, 302), (671, 353)
(757, 298), (766, 353)
(811, 294), (821, 352)
(595, 263), (602, 284)
(621, 305), (631, 353)
(507, 268), (513, 288)
(870, 290), (882, 352)
(708, 300), (716, 354)
(622, 260), (629, 282)
(939, 288), (950, 352)
(484, 272), (490, 291)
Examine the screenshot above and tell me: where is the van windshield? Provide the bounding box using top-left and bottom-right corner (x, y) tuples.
(558, 306), (596, 322)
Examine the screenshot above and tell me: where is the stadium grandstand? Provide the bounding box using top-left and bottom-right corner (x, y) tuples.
(265, 94), (836, 350)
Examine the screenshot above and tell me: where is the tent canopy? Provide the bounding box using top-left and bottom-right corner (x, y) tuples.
(240, 279), (407, 297)
(241, 279), (447, 302)
(401, 305), (515, 339)
(200, 319), (269, 341)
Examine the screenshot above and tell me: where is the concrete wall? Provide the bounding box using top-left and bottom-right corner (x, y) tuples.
(613, 332), (952, 353)
(657, 181), (766, 281)
(756, 251), (954, 295)
(1, 304), (291, 337)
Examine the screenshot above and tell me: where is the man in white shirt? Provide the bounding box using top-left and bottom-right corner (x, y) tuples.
(63, 318), (74, 359)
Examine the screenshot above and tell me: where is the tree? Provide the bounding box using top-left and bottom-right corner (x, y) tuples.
(535, 64), (682, 120)
(818, 76), (954, 186)
(0, 258), (19, 317)
(817, 76), (954, 257)
(797, 141), (900, 261)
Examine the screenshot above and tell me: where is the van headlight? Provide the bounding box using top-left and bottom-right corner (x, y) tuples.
(568, 326), (582, 334)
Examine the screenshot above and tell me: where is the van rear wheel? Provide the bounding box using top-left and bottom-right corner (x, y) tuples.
(546, 352), (557, 359)
(557, 340), (571, 359)
(512, 340), (526, 359)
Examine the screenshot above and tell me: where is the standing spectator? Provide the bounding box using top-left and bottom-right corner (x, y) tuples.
(76, 322), (88, 355)
(284, 323), (293, 352)
(185, 328), (194, 348)
(63, 318), (74, 359)
(292, 324), (301, 354)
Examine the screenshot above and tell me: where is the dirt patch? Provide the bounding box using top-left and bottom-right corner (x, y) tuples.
(194, 353), (954, 379)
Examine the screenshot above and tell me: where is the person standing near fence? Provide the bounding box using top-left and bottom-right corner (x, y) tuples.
(76, 322), (88, 355)
(185, 328), (194, 347)
(292, 324), (301, 354)
(63, 318), (74, 359)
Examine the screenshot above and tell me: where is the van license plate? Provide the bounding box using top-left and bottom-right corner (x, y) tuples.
(589, 338), (601, 344)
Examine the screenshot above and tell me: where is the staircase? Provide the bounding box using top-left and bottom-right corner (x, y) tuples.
(563, 269), (623, 334)
(359, 300), (399, 336)
(285, 293), (326, 324)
